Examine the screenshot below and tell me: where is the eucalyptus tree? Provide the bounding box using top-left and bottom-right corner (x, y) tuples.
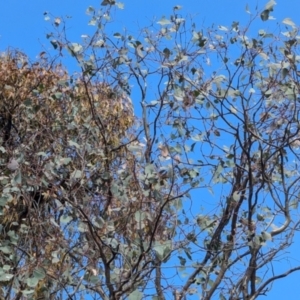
(1, 1), (300, 299)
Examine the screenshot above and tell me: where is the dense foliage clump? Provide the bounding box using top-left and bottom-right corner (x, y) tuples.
(2, 1), (300, 299)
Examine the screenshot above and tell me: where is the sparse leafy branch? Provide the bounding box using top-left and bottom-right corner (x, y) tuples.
(2, 1), (300, 299)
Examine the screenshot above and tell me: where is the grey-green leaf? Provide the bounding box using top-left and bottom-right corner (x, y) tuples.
(260, 10), (270, 21)
(128, 290), (143, 300)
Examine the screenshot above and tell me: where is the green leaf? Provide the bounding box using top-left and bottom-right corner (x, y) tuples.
(94, 39), (105, 47)
(220, 293), (226, 300)
(258, 29), (266, 36)
(127, 144), (143, 153)
(116, 2), (124, 9)
(153, 241), (172, 260)
(71, 170), (82, 179)
(245, 4), (250, 14)
(13, 171), (22, 185)
(60, 157), (72, 165)
(282, 68), (289, 79)
(232, 191), (240, 201)
(2, 265), (11, 271)
(101, 0), (116, 6)
(54, 18), (61, 26)
(50, 40), (58, 49)
(128, 290), (143, 300)
(89, 275), (100, 284)
(214, 129), (220, 137)
(261, 231), (272, 241)
(88, 17), (97, 26)
(93, 216), (105, 228)
(257, 214), (264, 221)
(157, 17), (171, 26)
(265, 0), (276, 10)
(0, 273), (13, 282)
(27, 276), (39, 288)
(136, 44), (144, 58)
(33, 268), (46, 280)
(178, 256), (186, 266)
(174, 5), (182, 10)
(145, 163), (155, 176)
(60, 214), (73, 224)
(51, 251), (60, 263)
(282, 18), (296, 28)
(37, 152), (47, 157)
(70, 43), (83, 54)
(260, 10), (270, 21)
(0, 246), (12, 254)
(86, 6), (95, 14)
(134, 210), (146, 223)
(163, 47), (171, 58)
(0, 146), (6, 153)
(78, 222), (88, 233)
(68, 140), (80, 149)
(22, 289), (35, 295)
(218, 25), (228, 31)
(113, 33), (122, 38)
(184, 249), (192, 260)
(290, 200), (298, 209)
(147, 100), (158, 107)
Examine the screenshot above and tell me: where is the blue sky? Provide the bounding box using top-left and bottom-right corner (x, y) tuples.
(1, 0), (299, 59)
(1, 0), (300, 299)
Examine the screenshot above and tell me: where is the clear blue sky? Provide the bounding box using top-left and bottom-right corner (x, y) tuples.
(1, 0), (300, 299)
(1, 0), (299, 59)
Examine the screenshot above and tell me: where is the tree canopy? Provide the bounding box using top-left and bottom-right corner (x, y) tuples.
(1, 1), (300, 299)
